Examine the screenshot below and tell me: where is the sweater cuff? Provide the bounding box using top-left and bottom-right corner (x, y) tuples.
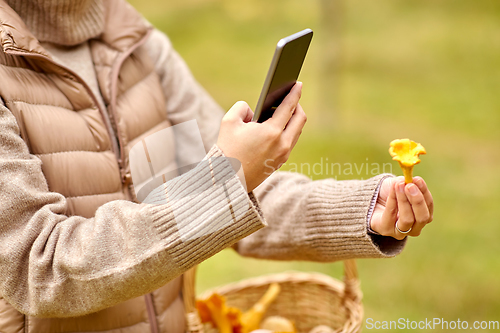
(145, 144), (266, 269)
(306, 174), (406, 260)
(366, 174), (394, 235)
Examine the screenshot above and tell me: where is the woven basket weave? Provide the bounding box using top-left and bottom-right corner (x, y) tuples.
(182, 259), (363, 333)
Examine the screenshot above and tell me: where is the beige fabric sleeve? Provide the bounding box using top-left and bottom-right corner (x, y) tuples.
(234, 172), (407, 261)
(0, 103), (265, 318)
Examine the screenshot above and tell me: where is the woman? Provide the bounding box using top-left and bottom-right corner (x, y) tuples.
(0, 0), (433, 332)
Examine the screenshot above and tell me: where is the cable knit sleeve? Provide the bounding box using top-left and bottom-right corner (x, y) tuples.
(0, 103), (265, 318)
(234, 171), (407, 262)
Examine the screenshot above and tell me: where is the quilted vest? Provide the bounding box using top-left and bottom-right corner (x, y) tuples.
(0, 0), (187, 332)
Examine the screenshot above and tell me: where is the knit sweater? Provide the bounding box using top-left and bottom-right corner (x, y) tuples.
(0, 0), (406, 318)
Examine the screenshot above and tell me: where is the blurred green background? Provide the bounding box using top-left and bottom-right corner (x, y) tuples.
(130, 0), (500, 330)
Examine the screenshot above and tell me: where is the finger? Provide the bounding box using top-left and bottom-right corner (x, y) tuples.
(283, 103), (307, 148)
(395, 181), (415, 237)
(413, 176), (434, 220)
(379, 181), (399, 237)
(270, 82), (302, 129)
(224, 101), (254, 123)
(405, 183), (431, 236)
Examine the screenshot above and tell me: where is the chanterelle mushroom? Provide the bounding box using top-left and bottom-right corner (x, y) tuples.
(196, 283), (281, 333)
(389, 139), (426, 183)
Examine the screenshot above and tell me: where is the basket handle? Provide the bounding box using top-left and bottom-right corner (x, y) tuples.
(182, 266), (204, 333)
(342, 259), (362, 302)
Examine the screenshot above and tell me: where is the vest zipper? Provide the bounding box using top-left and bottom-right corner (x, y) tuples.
(104, 30), (163, 333)
(145, 292), (160, 333)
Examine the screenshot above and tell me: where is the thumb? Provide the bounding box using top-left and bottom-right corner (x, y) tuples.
(224, 101), (254, 123)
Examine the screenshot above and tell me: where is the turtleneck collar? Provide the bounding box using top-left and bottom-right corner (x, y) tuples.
(5, 0), (104, 46)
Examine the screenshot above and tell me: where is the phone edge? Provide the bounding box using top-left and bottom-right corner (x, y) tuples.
(252, 45), (284, 122)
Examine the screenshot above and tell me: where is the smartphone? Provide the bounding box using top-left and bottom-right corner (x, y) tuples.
(252, 28), (313, 123)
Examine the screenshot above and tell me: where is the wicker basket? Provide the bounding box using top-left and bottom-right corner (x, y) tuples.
(182, 260), (363, 333)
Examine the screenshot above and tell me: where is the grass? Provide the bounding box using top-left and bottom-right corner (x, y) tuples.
(130, 0), (500, 329)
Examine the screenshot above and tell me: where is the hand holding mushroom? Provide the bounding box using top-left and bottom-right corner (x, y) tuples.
(369, 139), (434, 240)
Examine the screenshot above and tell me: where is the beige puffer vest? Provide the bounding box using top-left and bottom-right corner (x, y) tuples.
(0, 0), (187, 332)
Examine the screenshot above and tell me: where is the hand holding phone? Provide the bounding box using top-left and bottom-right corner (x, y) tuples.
(218, 84), (306, 192)
(252, 29), (313, 123)
(216, 29), (311, 191)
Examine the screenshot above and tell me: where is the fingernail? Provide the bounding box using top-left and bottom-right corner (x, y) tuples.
(397, 182), (405, 193)
(408, 184), (419, 195)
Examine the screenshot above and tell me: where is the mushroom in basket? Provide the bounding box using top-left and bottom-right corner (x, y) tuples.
(196, 283), (295, 333)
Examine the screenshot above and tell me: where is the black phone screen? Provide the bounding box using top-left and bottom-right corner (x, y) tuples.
(254, 29), (313, 123)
